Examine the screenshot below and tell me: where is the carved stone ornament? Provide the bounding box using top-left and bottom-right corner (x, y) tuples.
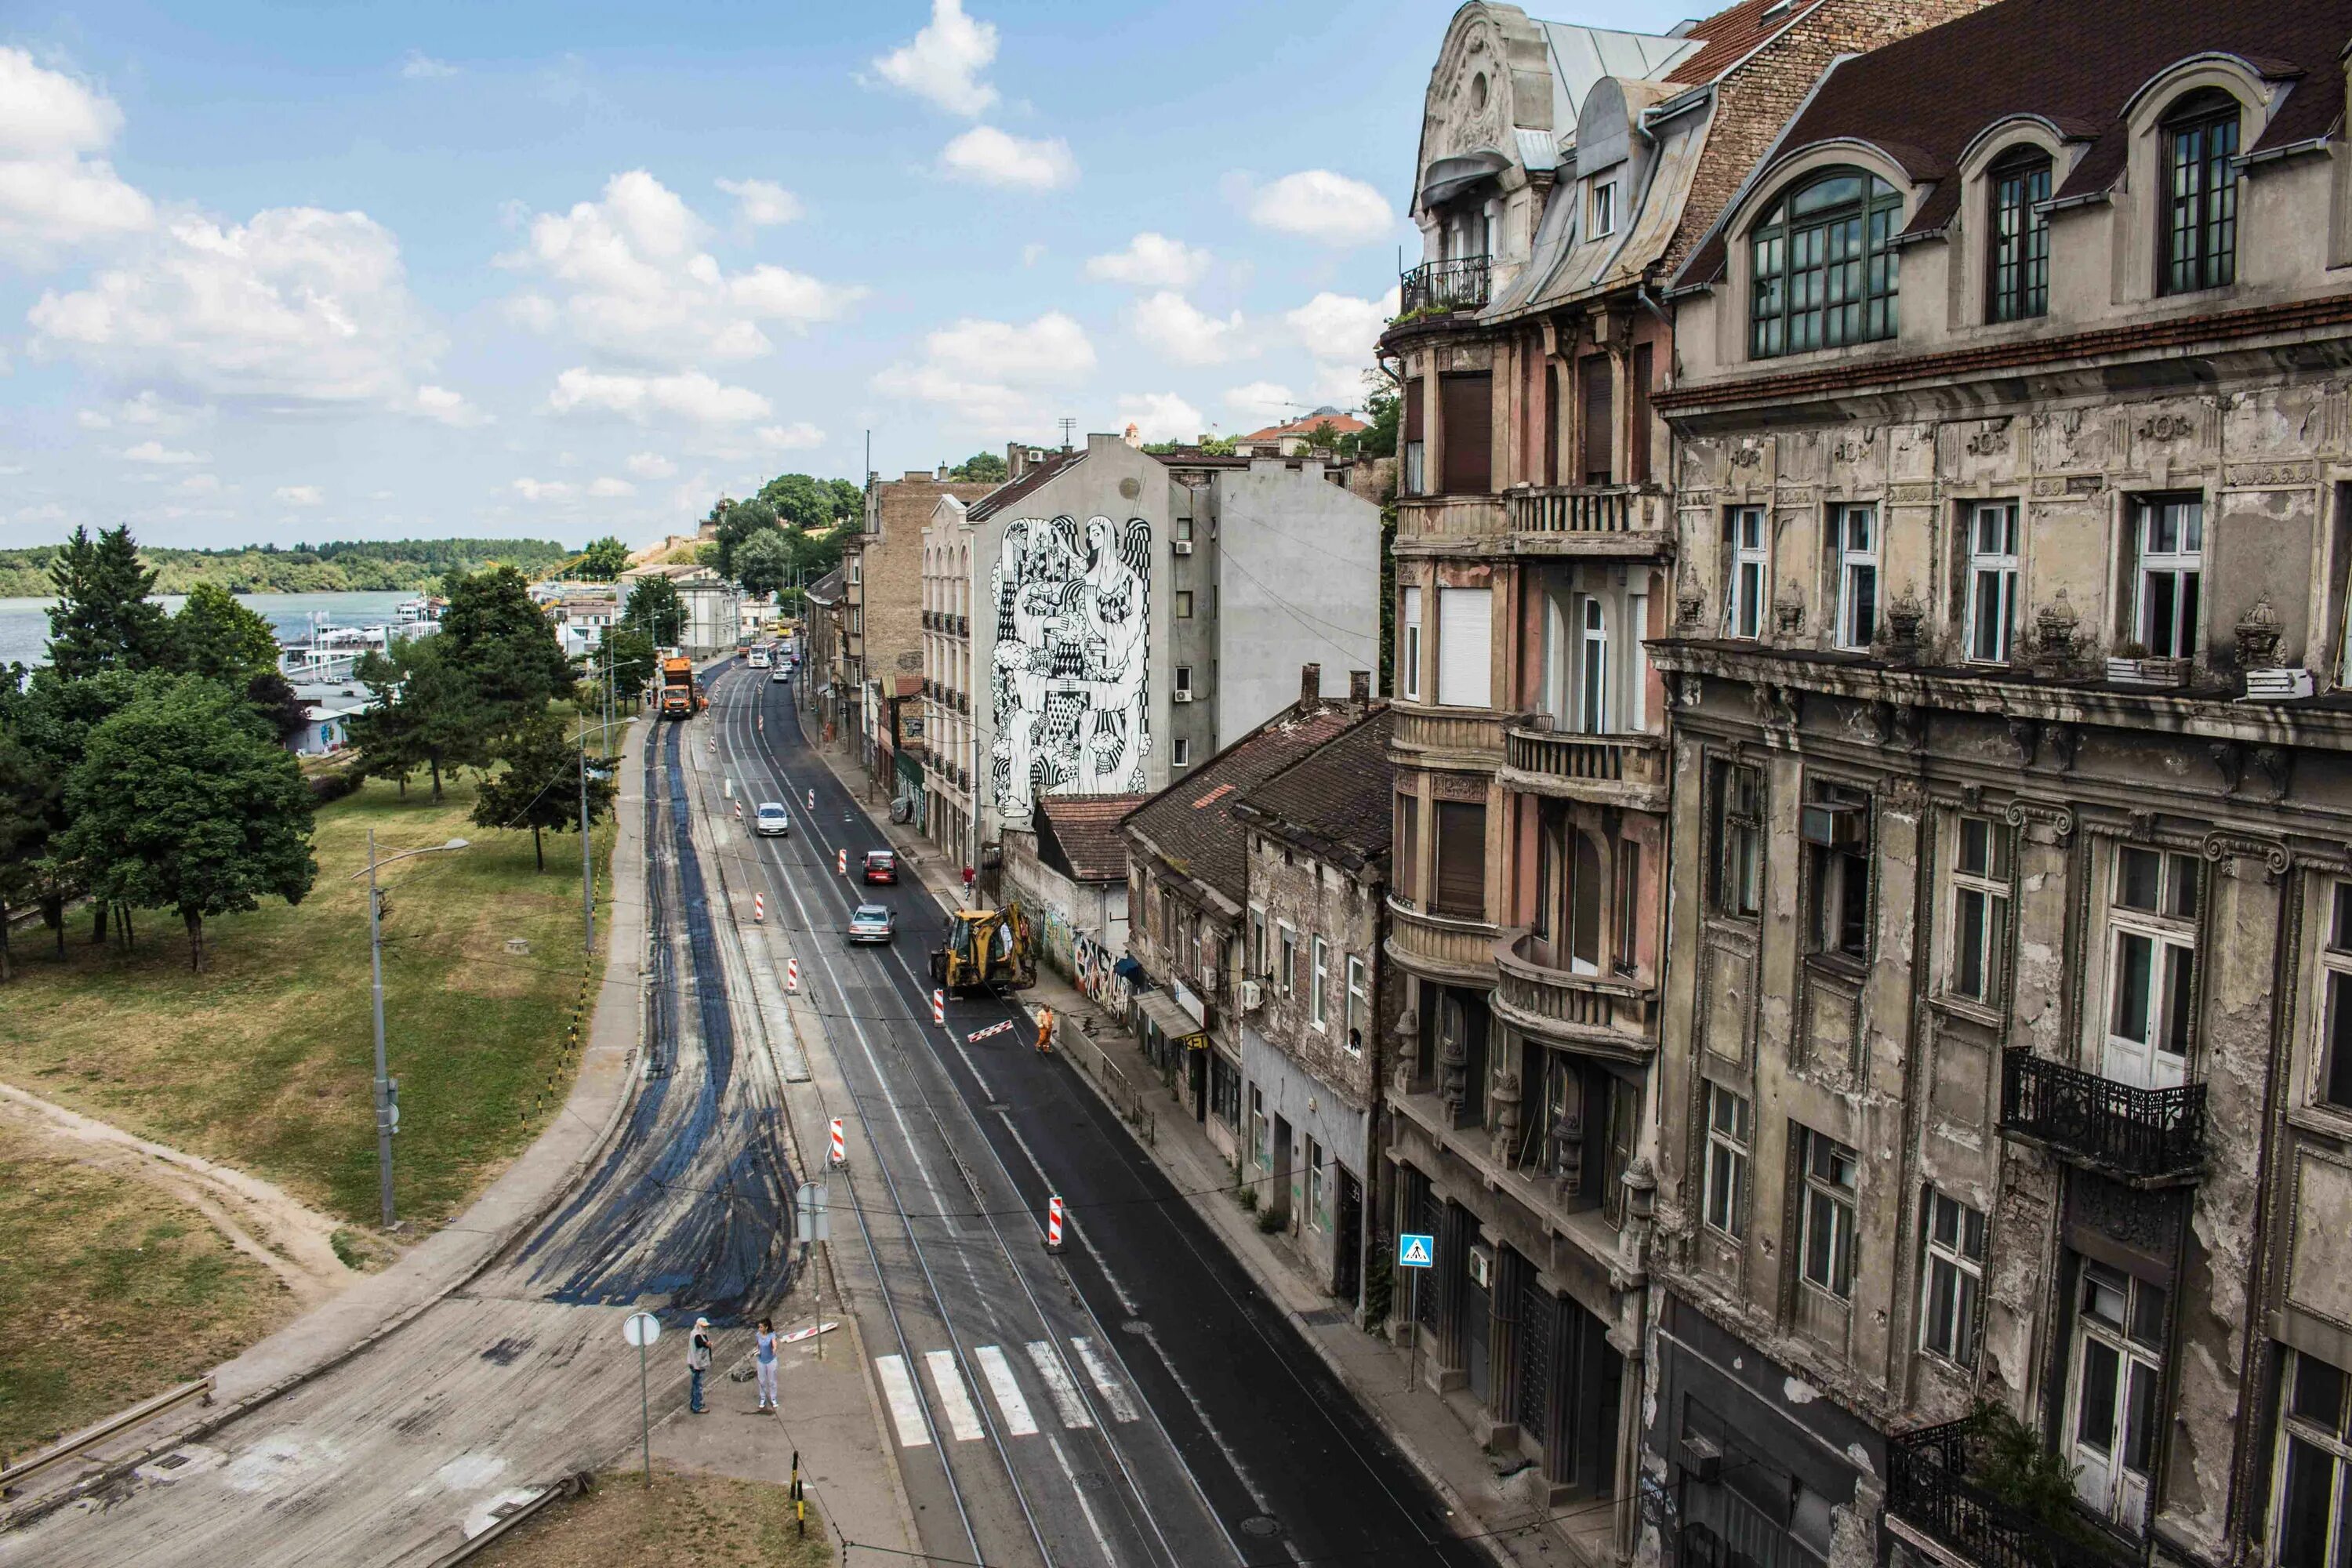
(1887, 702), (1922, 751)
(2005, 799), (2078, 841)
(2138, 412), (2198, 443)
(2235, 597), (2285, 672)
(1773, 579), (1806, 636)
(1959, 782), (1986, 813)
(1750, 681), (1801, 730)
(2007, 717), (2039, 767)
(1964, 419), (2012, 456)
(2045, 721), (2081, 772)
(1489, 1069), (1522, 1165)
(2034, 591), (2081, 676)
(2129, 808), (2159, 841)
(1438, 1029), (1468, 1118)
(1675, 568), (1706, 629)
(1882, 586), (1926, 666)
(2255, 745), (2295, 802)
(2209, 740), (2245, 794)
(1730, 443), (1766, 470)
(2201, 829), (2290, 877)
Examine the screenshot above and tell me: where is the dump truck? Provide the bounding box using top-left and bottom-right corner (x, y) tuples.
(658, 653), (705, 719)
(928, 900), (1037, 994)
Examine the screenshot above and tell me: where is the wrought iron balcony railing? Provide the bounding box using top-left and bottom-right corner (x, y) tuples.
(2000, 1048), (2206, 1184)
(1399, 256), (1490, 315)
(1889, 1416), (2138, 1568)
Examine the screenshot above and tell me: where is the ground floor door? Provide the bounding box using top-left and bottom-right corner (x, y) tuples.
(1334, 1167), (1363, 1304)
(1187, 1044), (1207, 1120)
(1464, 1257), (1493, 1404)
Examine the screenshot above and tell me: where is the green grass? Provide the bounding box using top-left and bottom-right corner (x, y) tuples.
(0, 770), (616, 1228)
(471, 1465), (833, 1568)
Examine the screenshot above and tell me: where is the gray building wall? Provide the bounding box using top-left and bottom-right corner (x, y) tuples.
(1215, 458), (1381, 742)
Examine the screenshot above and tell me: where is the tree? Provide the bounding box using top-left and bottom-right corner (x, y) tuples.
(577, 536), (630, 579)
(346, 638), (492, 800)
(712, 497), (782, 576)
(439, 565), (572, 724)
(603, 628), (658, 702)
(471, 713), (616, 871)
(734, 528), (796, 599)
(948, 450), (1007, 483)
(245, 669), (311, 746)
(172, 583), (280, 683)
(47, 524), (172, 678)
(622, 575), (685, 647)
(56, 675), (317, 971)
(1341, 385), (1400, 459)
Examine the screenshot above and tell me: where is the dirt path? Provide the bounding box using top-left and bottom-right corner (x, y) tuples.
(0, 1081), (354, 1310)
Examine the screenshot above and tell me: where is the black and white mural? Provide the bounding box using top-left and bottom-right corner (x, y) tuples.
(989, 514), (1151, 824)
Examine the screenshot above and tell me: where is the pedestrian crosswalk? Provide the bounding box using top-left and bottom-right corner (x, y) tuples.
(872, 1338), (1142, 1449)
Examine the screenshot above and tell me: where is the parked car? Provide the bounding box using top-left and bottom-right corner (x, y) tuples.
(862, 849), (898, 884)
(848, 903), (896, 944)
(754, 803), (791, 837)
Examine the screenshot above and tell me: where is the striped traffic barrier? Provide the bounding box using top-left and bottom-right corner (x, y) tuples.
(806, 789), (815, 809)
(837, 848), (848, 876)
(828, 1117), (846, 1167)
(931, 989), (945, 1026)
(786, 957), (800, 993)
(1046, 1195), (1065, 1253)
(753, 892), (764, 923)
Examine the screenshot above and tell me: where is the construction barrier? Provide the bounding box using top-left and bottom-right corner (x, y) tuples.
(837, 848), (848, 876)
(828, 1117), (846, 1167)
(931, 989), (945, 1026)
(1046, 1195), (1065, 1253)
(786, 957), (800, 993)
(753, 892), (764, 923)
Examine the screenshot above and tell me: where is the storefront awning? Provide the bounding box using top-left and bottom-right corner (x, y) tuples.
(1132, 987), (1207, 1048)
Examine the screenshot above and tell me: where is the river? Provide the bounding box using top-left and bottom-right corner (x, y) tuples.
(0, 591), (419, 670)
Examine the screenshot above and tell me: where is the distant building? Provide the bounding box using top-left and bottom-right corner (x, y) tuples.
(615, 563), (740, 655)
(1240, 407), (1369, 444)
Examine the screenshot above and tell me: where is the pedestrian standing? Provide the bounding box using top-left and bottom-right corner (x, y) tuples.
(1035, 1005), (1055, 1054)
(754, 1318), (779, 1411)
(688, 1316), (713, 1414)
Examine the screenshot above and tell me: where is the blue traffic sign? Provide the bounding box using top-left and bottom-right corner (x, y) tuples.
(1396, 1232), (1435, 1269)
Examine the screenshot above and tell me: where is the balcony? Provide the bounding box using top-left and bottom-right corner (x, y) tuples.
(1399, 256), (1490, 315)
(2000, 1048), (2206, 1185)
(953, 613), (970, 637)
(1385, 898), (1498, 986)
(922, 610), (939, 631)
(1888, 1414), (2139, 1568)
(1392, 703), (1515, 772)
(1507, 486), (1672, 556)
(1498, 725), (1669, 813)
(1491, 929), (1657, 1060)
(1395, 494), (1506, 553)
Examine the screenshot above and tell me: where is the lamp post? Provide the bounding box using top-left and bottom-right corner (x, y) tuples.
(354, 833), (470, 1229)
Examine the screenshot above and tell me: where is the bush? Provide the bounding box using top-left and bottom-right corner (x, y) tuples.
(309, 764), (365, 804)
(1255, 1207), (1287, 1235)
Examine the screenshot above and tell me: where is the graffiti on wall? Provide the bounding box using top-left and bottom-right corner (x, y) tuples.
(989, 514), (1150, 825)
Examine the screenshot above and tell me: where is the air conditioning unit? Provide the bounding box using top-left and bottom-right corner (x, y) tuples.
(1800, 800), (1867, 849)
(1239, 979), (1264, 1011)
(1172, 689), (1196, 704)
(1468, 1243), (1494, 1290)
(1173, 539), (1195, 555)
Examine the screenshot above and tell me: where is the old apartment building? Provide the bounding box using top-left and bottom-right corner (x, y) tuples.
(1374, 0), (1989, 1549)
(1639, 5), (2352, 1568)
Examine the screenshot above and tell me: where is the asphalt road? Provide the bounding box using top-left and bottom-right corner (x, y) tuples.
(713, 660), (1490, 1568)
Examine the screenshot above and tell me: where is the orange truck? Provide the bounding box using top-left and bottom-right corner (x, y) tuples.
(658, 653), (705, 719)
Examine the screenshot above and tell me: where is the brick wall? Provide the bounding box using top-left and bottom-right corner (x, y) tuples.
(1246, 835), (1387, 1114)
(856, 474), (995, 713)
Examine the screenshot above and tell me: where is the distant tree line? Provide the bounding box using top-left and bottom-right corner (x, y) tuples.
(0, 536), (573, 597)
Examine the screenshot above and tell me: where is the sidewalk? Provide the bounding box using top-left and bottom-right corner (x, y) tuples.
(802, 737), (1594, 1568)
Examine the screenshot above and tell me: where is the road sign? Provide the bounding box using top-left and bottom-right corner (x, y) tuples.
(1397, 1232), (1435, 1269)
(795, 1181), (831, 1244)
(622, 1311), (660, 1485)
(622, 1311), (662, 1346)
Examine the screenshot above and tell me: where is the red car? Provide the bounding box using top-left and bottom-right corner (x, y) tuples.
(862, 850), (898, 884)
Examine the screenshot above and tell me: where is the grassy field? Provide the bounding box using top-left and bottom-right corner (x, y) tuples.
(471, 1467), (831, 1568)
(0, 1127), (298, 1457)
(0, 769), (617, 1227)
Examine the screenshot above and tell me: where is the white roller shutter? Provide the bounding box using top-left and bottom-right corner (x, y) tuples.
(1436, 586), (1492, 709)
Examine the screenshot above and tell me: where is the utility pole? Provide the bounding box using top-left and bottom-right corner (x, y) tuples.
(368, 828), (394, 1229)
(580, 717), (595, 955)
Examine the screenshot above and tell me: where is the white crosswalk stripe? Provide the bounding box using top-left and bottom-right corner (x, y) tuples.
(974, 1345), (1038, 1436)
(1069, 1336), (1142, 1423)
(1024, 1340), (1094, 1429)
(873, 1355), (929, 1447)
(924, 1349), (985, 1442)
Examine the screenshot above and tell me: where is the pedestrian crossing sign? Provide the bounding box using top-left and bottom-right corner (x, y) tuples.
(1397, 1232), (1435, 1269)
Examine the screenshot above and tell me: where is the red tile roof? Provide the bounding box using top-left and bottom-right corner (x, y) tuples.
(1240, 412), (1368, 441)
(1034, 794), (1146, 883)
(1233, 710), (1396, 870)
(1123, 702), (1367, 904)
(1665, 0), (1824, 85)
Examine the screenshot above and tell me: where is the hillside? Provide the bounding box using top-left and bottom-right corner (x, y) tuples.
(0, 537), (575, 597)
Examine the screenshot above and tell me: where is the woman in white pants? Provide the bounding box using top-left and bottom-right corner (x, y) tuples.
(754, 1318), (779, 1410)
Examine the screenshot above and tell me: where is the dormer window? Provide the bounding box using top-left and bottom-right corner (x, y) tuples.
(1590, 179), (1618, 239)
(2160, 89), (2240, 296)
(1987, 147), (2052, 321)
(1748, 168), (1902, 359)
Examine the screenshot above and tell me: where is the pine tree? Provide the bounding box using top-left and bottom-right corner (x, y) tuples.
(46, 524), (172, 678)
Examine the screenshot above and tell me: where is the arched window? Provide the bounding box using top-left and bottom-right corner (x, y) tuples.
(2160, 89), (2240, 295)
(1748, 167), (1902, 358)
(1987, 146), (2053, 322)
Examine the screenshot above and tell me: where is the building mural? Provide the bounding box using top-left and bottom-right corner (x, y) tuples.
(989, 514), (1151, 824)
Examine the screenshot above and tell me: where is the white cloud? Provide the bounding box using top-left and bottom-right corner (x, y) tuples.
(76, 408), (111, 430)
(1309, 361), (1375, 407)
(179, 473), (220, 494)
(758, 423), (826, 451)
(546, 367), (773, 426)
(500, 169), (863, 365)
(586, 476), (635, 497)
(274, 485), (324, 506)
(1285, 289), (1392, 363)
(510, 477), (575, 502)
(625, 451), (677, 479)
(1247, 169), (1396, 247)
(938, 126), (1075, 192)
(716, 177), (802, 228)
(414, 383), (490, 426)
(29, 206), (438, 403)
(1130, 291), (1245, 367)
(400, 51), (459, 80)
(0, 47), (156, 265)
(873, 311), (1090, 427)
(871, 0), (998, 116)
(1116, 392), (1206, 445)
(122, 440), (205, 465)
(1225, 381), (1298, 425)
(1020, 242), (1046, 267)
(1085, 232), (1210, 289)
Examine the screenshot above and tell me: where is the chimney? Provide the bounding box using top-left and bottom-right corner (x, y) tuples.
(1349, 670), (1370, 706)
(935, 465), (949, 481)
(1300, 663), (1323, 708)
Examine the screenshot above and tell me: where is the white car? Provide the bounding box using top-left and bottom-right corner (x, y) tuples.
(754, 802), (790, 837)
(848, 903), (896, 944)
(770, 667), (789, 684)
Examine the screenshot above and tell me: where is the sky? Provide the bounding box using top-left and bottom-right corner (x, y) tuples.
(0, 0), (1682, 552)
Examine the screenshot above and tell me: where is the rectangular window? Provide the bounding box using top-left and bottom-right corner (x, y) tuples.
(1436, 586), (1493, 707)
(1403, 377), (1426, 495)
(1806, 781), (1871, 960)
(1310, 936), (1329, 1027)
(1589, 179), (1617, 239)
(1251, 1087), (1269, 1170)
(1613, 839), (1641, 977)
(1988, 153), (2053, 321)
(1577, 595), (1610, 733)
(1172, 738), (1191, 767)
(1919, 1189), (1987, 1368)
(1703, 1084), (1751, 1240)
(1951, 815), (2013, 1004)
(1432, 800), (1487, 919)
(1174, 590), (1195, 619)
(1580, 356), (1614, 486)
(1210, 1053), (1241, 1127)
(1249, 905), (1266, 976)
(1345, 956), (1369, 1052)
(1174, 517), (1193, 543)
(1798, 1128), (1858, 1299)
(2162, 98), (2239, 296)
(2271, 1348), (2352, 1568)
(1966, 501), (2020, 663)
(1278, 926), (1298, 996)
(2104, 846), (2201, 1090)
(2067, 1260), (2167, 1530)
(1400, 586), (1424, 702)
(2321, 884), (2352, 1111)
(1725, 506), (1769, 640)
(1439, 372), (1493, 494)
(1174, 664), (1192, 694)
(1832, 505), (1878, 651)
(1307, 1140), (1329, 1232)
(848, 557), (862, 586)
(2132, 496), (2204, 659)
(1395, 792), (1420, 907)
(1711, 760), (1763, 920)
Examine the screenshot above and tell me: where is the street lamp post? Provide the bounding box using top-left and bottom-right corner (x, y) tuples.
(358, 832), (469, 1229)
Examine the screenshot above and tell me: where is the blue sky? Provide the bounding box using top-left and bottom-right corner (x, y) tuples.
(0, 0), (1680, 551)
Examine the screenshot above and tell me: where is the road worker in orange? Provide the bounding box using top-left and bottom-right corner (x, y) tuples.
(1036, 1005), (1056, 1054)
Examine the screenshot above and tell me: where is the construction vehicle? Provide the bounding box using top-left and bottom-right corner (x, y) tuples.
(658, 653), (706, 720)
(929, 900), (1037, 994)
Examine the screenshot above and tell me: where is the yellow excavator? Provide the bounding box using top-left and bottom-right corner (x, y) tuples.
(929, 901), (1037, 995)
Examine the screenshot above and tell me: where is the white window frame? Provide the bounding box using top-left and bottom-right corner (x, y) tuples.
(2318, 883), (2352, 1112)
(1578, 595), (1610, 734)
(1626, 591), (1650, 729)
(2064, 1261), (2166, 1532)
(1306, 1139), (1329, 1232)
(1309, 936), (1330, 1029)
(1401, 586), (1424, 702)
(1172, 738), (1192, 767)
(1174, 663), (1192, 695)
(1833, 504), (1878, 652)
(1949, 815), (2013, 1005)
(1436, 586), (1493, 708)
(2269, 1348), (2352, 1568)
(1965, 501), (2020, 663)
(1249, 904), (1267, 978)
(1703, 1084), (1750, 1240)
(848, 557), (862, 586)
(1613, 838), (1641, 978)
(2133, 495), (2204, 659)
(1589, 178), (1618, 239)
(2102, 846), (2200, 1090)
(1727, 506), (1769, 640)
(1344, 956), (1368, 1052)
(1797, 1128), (1858, 1300)
(1278, 924), (1298, 997)
(1918, 1188), (1987, 1368)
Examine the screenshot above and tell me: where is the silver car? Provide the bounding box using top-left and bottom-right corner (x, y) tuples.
(848, 903), (895, 944)
(754, 802), (790, 837)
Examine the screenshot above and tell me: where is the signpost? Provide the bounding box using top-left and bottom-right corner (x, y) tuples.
(796, 1183), (831, 1359)
(1396, 1232), (1434, 1393)
(622, 1311), (662, 1483)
